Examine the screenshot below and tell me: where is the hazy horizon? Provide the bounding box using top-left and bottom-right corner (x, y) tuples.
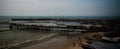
(0, 0), (120, 16)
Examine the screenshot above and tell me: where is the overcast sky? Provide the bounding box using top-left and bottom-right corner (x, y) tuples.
(0, 0), (119, 16)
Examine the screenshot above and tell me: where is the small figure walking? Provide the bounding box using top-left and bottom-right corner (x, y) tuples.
(79, 37), (81, 40)
(73, 42), (75, 47)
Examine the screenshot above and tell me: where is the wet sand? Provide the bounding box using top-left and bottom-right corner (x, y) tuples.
(21, 37), (83, 49)
(20, 32), (103, 49)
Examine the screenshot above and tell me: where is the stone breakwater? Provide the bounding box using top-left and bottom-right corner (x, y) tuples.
(71, 32), (105, 49)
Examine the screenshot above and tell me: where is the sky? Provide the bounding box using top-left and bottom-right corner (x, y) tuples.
(0, 0), (119, 16)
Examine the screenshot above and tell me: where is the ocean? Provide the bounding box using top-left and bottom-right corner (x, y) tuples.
(0, 16), (119, 20)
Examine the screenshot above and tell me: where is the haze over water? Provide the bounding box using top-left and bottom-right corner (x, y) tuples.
(0, 0), (120, 16)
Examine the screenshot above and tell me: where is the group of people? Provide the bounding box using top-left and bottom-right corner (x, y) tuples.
(72, 37), (95, 49)
(72, 37), (82, 47)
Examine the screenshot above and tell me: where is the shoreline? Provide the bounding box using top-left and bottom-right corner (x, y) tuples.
(8, 33), (57, 49)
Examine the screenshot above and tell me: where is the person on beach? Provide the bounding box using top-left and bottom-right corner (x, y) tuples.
(73, 42), (75, 47)
(79, 41), (82, 46)
(79, 37), (81, 40)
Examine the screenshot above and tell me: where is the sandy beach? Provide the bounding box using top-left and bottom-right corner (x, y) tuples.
(21, 36), (83, 49)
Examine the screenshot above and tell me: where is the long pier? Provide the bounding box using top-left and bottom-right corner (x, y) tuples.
(9, 20), (89, 33)
(9, 18), (106, 33)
